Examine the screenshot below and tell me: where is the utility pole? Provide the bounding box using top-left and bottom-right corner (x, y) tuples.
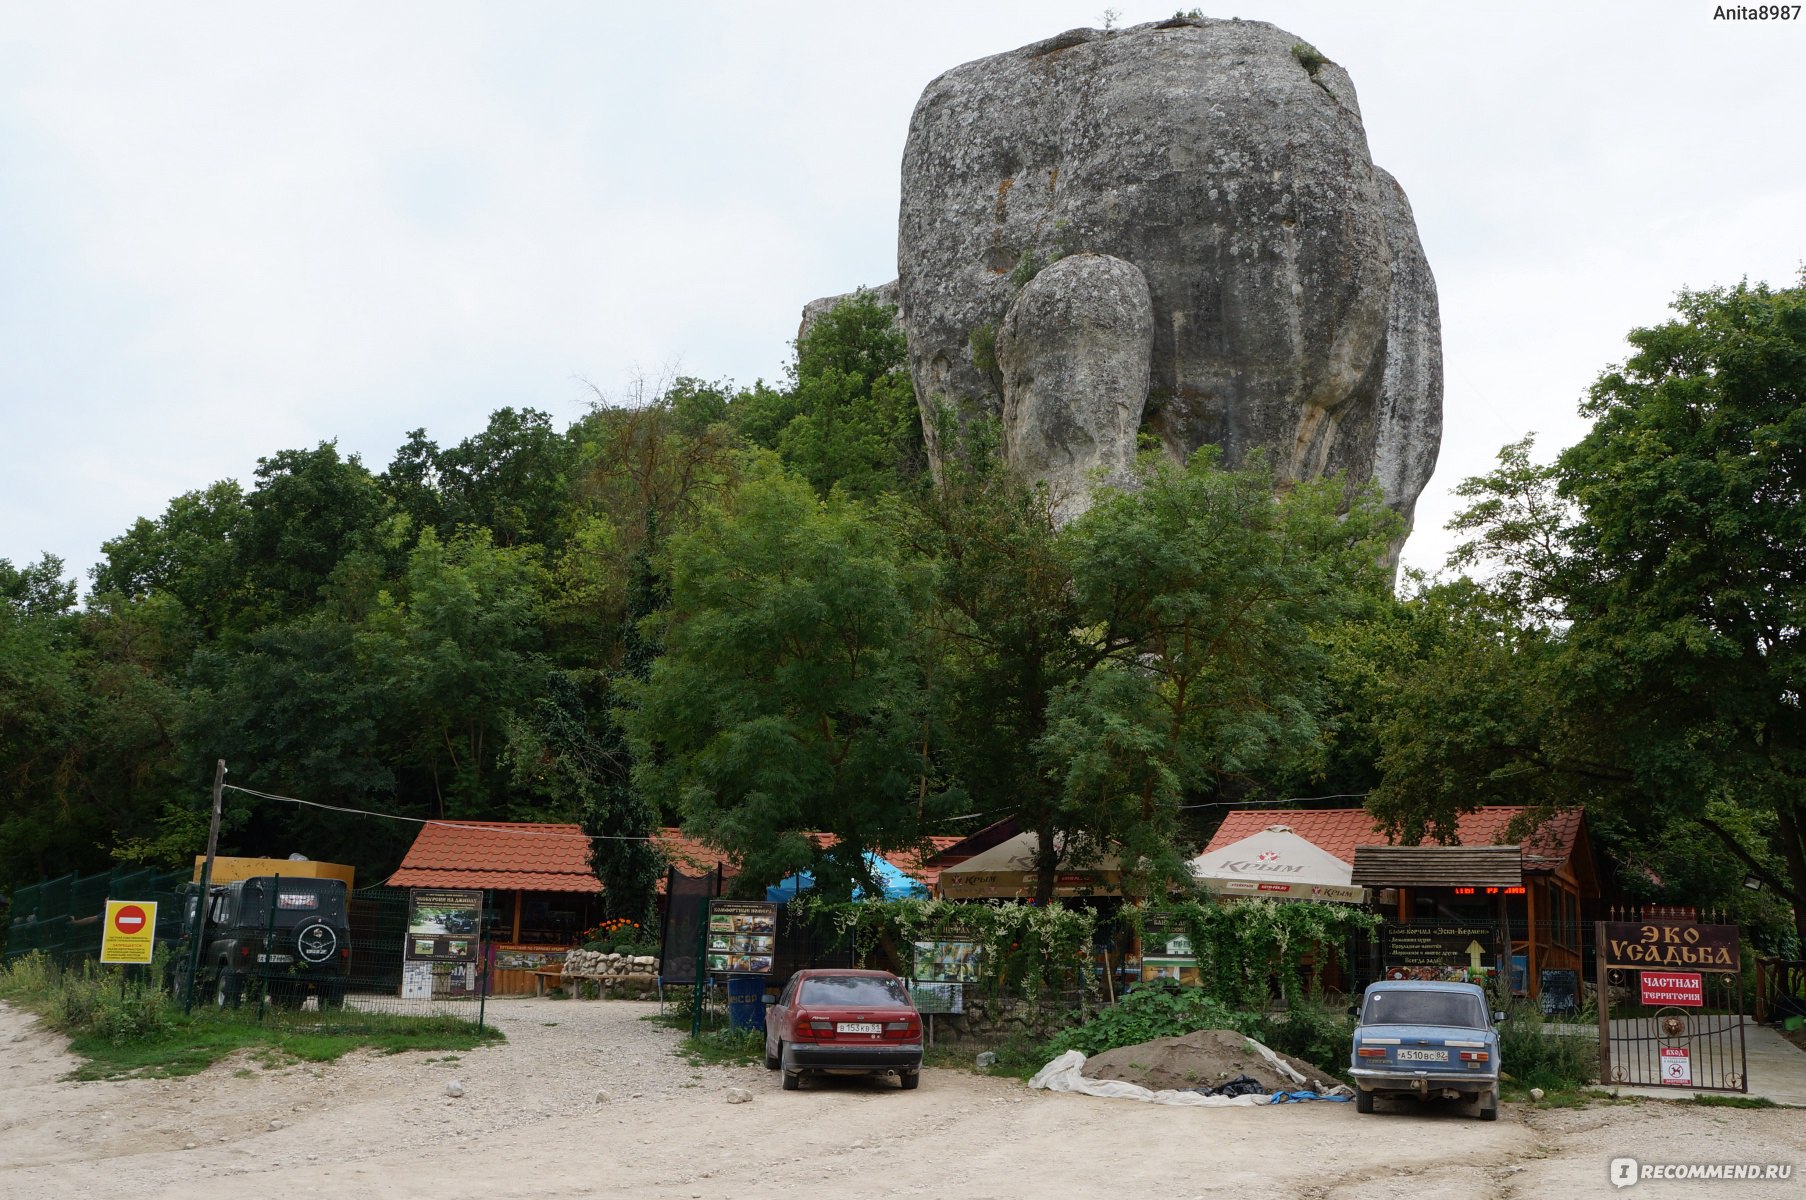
(183, 759), (227, 1013)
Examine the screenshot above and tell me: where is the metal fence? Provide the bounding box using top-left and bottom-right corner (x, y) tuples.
(190, 884), (492, 1030)
(5, 868), (492, 1030)
(3, 866), (191, 965)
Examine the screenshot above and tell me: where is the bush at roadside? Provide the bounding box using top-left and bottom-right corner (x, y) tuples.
(1044, 984), (1262, 1057)
(1498, 1004), (1597, 1094)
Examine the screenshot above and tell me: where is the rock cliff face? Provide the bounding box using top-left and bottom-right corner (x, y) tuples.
(881, 16), (1440, 533)
(996, 253), (1152, 522)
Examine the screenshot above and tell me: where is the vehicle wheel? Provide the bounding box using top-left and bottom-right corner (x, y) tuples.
(320, 980), (347, 1010)
(781, 1069), (801, 1091)
(1478, 1087), (1499, 1122)
(764, 1039), (781, 1071)
(899, 1070), (920, 1091)
(1355, 1088), (1374, 1114)
(215, 969), (243, 1009)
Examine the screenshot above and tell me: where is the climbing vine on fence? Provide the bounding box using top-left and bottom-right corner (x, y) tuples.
(1124, 898), (1380, 1010)
(789, 896), (1098, 999)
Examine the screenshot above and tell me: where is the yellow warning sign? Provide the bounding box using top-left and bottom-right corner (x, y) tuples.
(100, 899), (158, 965)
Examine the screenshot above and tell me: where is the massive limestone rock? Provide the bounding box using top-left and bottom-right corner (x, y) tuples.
(995, 253), (1152, 522)
(887, 16), (1441, 532)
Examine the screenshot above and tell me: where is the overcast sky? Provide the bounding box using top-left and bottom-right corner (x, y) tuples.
(3, 1), (1801, 589)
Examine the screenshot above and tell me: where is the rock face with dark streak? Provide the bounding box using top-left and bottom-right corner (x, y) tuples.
(889, 16), (1441, 533)
(996, 253), (1153, 523)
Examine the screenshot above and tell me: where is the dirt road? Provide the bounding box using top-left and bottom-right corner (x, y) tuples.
(3, 998), (1800, 1199)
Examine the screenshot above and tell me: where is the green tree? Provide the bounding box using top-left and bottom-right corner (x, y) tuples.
(905, 430), (1095, 902)
(1557, 279), (1806, 946)
(626, 458), (942, 896)
(1042, 451), (1401, 892)
(91, 481), (249, 636)
(1373, 278), (1806, 947)
(732, 291), (922, 499)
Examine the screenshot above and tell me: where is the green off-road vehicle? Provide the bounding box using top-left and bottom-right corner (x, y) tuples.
(171, 876), (352, 1010)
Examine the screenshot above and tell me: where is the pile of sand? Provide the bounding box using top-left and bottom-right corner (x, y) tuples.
(1080, 1028), (1339, 1094)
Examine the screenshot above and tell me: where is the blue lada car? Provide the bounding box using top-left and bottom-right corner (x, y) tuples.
(1349, 980), (1503, 1120)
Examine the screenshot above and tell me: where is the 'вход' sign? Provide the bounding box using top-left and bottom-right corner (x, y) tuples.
(1640, 971), (1704, 1007)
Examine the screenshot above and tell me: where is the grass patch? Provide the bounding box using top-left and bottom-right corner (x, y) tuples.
(679, 1027), (764, 1068)
(923, 1033), (1052, 1081)
(1, 951), (501, 1081)
(1692, 1093), (1778, 1109)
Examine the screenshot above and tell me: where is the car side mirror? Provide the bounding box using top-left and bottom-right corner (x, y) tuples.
(1346, 1005), (1359, 1017)
(1493, 1011), (1507, 1022)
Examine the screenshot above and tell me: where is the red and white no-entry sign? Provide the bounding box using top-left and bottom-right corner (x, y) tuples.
(101, 899), (158, 964)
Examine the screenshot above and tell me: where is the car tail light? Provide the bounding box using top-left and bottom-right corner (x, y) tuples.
(340, 948), (350, 959)
(238, 945), (250, 958)
(1356, 1047), (1387, 1058)
(883, 1021), (910, 1031)
(1459, 1051), (1490, 1062)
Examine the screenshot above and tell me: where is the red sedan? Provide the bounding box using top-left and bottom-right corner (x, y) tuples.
(764, 968), (923, 1091)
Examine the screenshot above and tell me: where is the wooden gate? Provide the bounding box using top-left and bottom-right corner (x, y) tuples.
(1596, 912), (1747, 1092)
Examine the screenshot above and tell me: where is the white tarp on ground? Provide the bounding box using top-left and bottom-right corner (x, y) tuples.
(1027, 1041), (1350, 1108)
(1189, 825), (1367, 904)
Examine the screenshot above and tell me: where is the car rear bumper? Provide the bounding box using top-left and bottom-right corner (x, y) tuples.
(787, 1043), (923, 1073)
(1350, 1067), (1498, 1094)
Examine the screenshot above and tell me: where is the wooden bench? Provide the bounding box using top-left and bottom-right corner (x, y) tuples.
(530, 969), (566, 997)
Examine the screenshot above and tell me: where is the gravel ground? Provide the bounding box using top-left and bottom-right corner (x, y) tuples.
(4, 997), (1803, 1200)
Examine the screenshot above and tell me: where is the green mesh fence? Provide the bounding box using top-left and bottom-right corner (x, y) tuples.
(6, 871), (490, 1030)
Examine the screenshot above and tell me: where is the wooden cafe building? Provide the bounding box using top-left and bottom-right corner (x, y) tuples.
(1201, 806), (1602, 1004)
(387, 821), (611, 995)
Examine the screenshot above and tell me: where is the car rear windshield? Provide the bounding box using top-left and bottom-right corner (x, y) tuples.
(1361, 990), (1485, 1028)
(799, 976), (909, 1007)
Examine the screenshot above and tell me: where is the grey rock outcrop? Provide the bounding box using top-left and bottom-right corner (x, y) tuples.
(892, 16), (1441, 533)
(1369, 169), (1443, 532)
(996, 253), (1153, 522)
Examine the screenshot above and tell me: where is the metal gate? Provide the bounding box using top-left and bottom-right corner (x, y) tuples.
(1596, 912), (1747, 1092)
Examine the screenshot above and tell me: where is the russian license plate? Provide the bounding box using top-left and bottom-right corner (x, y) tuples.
(1397, 1048), (1447, 1062)
(837, 1022), (882, 1034)
(256, 954), (294, 963)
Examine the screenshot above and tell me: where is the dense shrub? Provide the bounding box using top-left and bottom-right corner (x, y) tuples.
(1498, 1004), (1598, 1092)
(1, 953), (175, 1045)
(1256, 1000), (1353, 1078)
(1045, 983), (1261, 1057)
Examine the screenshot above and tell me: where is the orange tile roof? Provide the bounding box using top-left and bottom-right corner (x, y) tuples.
(650, 829), (965, 890)
(387, 821), (603, 894)
(1202, 806), (1584, 871)
(388, 823), (975, 896)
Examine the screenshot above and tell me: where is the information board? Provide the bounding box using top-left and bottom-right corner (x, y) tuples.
(1538, 968), (1579, 1015)
(1383, 924), (1493, 966)
(706, 900), (778, 973)
(406, 888), (484, 962)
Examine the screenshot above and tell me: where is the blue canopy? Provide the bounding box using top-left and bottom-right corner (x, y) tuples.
(766, 852), (929, 902)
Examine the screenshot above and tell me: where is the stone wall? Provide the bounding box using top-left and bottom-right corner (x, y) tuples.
(560, 949), (660, 999)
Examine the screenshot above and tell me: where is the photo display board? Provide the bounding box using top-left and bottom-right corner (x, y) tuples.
(1140, 910), (1200, 985)
(912, 935), (982, 984)
(706, 900), (777, 974)
(406, 888), (484, 962)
